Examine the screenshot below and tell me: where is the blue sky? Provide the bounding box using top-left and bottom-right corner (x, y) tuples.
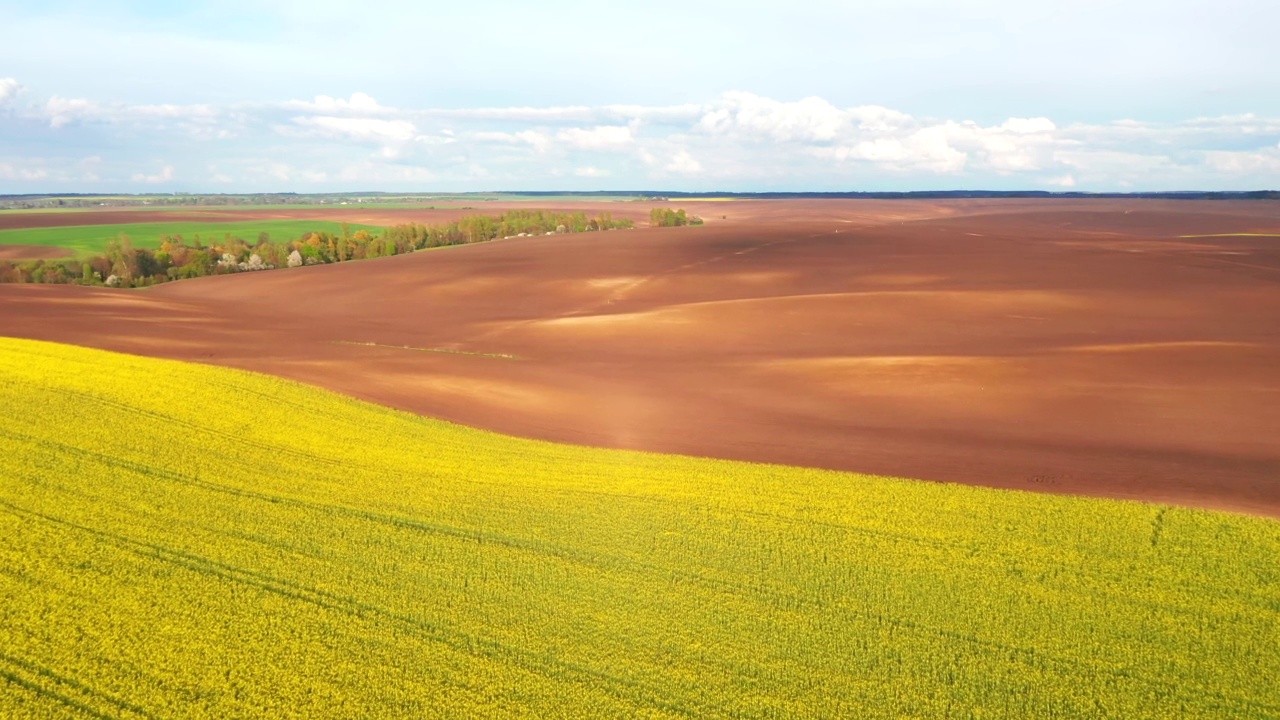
(2, 0), (1278, 192)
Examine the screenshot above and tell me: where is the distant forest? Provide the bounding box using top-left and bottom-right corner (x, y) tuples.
(490, 190), (1280, 200)
(0, 190), (1275, 211)
(0, 209), (645, 287)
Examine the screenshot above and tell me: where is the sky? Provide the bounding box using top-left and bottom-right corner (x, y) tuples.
(1, 0), (1278, 193)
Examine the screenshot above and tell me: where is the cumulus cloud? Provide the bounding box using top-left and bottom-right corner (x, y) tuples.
(846, 105), (914, 133)
(472, 130), (551, 153)
(285, 115), (428, 159)
(39, 95), (222, 135)
(45, 96), (98, 128)
(78, 155), (102, 182)
(426, 105), (595, 123)
(285, 92), (390, 115)
(338, 161), (437, 184)
(291, 116), (417, 143)
(1000, 117), (1057, 135)
(283, 111), (465, 160)
(1203, 147), (1280, 173)
(698, 92), (847, 143)
(0, 163), (49, 181)
(414, 133), (456, 146)
(666, 149), (702, 175)
(0, 78), (21, 106)
(684, 92), (1084, 177)
(946, 118), (1059, 172)
(807, 113), (1065, 175)
(241, 162), (296, 182)
(5, 84), (1280, 191)
(1052, 149), (1179, 175)
(826, 125), (968, 173)
(131, 165), (175, 184)
(130, 103), (218, 121)
(557, 125), (634, 150)
(600, 103), (703, 125)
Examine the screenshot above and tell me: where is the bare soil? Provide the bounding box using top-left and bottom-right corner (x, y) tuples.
(0, 245), (72, 260)
(3, 198), (1280, 516)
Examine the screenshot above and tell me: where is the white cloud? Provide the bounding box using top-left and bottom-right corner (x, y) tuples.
(0, 163), (49, 181)
(78, 156), (102, 182)
(472, 130), (551, 153)
(286, 115), (428, 159)
(0, 78), (21, 106)
(237, 161), (296, 182)
(5, 85), (1280, 191)
(45, 96), (98, 128)
(131, 165), (175, 184)
(600, 103), (703, 124)
(946, 118), (1059, 172)
(426, 105), (595, 123)
(414, 134), (456, 146)
(1000, 117), (1057, 135)
(1053, 149), (1179, 175)
(338, 161), (436, 184)
(285, 92), (389, 115)
(698, 92), (847, 143)
(666, 150), (702, 174)
(557, 125), (634, 150)
(291, 116), (417, 144)
(816, 115), (1062, 174)
(829, 125), (969, 173)
(130, 103), (218, 121)
(1203, 148), (1280, 174)
(690, 93), (1074, 176)
(846, 105), (914, 132)
(1180, 113), (1280, 136)
(39, 96), (223, 135)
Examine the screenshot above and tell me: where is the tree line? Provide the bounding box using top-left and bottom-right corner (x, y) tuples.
(649, 207), (704, 227)
(0, 208), (677, 287)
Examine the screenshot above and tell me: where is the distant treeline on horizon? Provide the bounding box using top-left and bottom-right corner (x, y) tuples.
(536, 190), (1280, 200)
(2, 190), (1277, 204)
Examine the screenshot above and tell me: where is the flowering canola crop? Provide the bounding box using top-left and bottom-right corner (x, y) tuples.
(1, 337), (1277, 718)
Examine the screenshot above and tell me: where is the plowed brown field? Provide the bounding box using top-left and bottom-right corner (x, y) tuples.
(4, 199), (1280, 515)
(0, 245), (71, 260)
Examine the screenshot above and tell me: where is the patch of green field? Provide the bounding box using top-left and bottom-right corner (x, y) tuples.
(0, 220), (384, 255)
(1, 337), (1277, 718)
(0, 203), (448, 214)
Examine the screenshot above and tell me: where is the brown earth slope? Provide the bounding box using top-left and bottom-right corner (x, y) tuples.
(0, 245), (71, 260)
(2, 199), (1279, 515)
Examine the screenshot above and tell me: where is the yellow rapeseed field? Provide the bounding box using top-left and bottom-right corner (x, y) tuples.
(1, 337), (1277, 718)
